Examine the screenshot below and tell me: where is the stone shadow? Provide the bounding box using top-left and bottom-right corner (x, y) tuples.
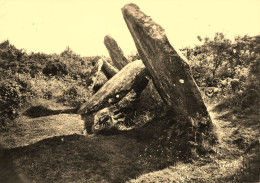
(6, 128), (180, 183)
(24, 105), (77, 118)
(0, 144), (27, 183)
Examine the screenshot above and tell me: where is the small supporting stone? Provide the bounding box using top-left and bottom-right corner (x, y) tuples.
(101, 59), (119, 79)
(91, 106), (126, 134)
(87, 59), (104, 91)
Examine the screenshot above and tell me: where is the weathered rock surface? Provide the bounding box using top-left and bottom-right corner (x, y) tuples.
(78, 60), (148, 115)
(92, 106), (127, 133)
(87, 59), (104, 91)
(92, 107), (115, 133)
(101, 59), (119, 79)
(138, 80), (165, 112)
(104, 35), (130, 70)
(122, 4), (216, 147)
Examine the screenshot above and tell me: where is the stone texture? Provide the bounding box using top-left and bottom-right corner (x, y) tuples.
(78, 60), (148, 115)
(87, 59), (104, 91)
(92, 107), (114, 133)
(92, 106), (126, 133)
(122, 3), (216, 147)
(101, 59), (119, 79)
(104, 35), (130, 70)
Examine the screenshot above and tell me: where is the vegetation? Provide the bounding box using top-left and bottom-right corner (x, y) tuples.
(0, 41), (103, 129)
(0, 33), (259, 128)
(181, 33), (260, 115)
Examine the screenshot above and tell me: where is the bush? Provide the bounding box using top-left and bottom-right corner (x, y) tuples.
(0, 76), (34, 128)
(59, 47), (98, 80)
(43, 59), (68, 76)
(57, 85), (91, 108)
(180, 34), (260, 115)
(29, 74), (67, 99)
(0, 40), (26, 62)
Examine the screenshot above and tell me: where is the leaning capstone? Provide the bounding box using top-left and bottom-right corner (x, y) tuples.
(104, 35), (130, 70)
(78, 60), (148, 115)
(122, 3), (217, 149)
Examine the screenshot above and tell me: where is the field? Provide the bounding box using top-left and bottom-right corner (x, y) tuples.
(0, 97), (259, 182)
(0, 35), (259, 182)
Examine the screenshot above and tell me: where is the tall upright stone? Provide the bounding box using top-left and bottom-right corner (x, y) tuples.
(122, 4), (217, 150)
(104, 35), (130, 70)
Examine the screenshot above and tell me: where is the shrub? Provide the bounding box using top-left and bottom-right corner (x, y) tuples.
(0, 76), (34, 128)
(57, 85), (91, 108)
(59, 47), (97, 80)
(0, 40), (26, 62)
(29, 74), (68, 99)
(43, 59), (68, 76)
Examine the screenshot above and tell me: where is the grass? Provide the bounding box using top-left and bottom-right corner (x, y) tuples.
(0, 98), (259, 182)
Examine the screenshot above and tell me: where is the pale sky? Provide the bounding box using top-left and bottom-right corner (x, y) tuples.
(0, 0), (259, 57)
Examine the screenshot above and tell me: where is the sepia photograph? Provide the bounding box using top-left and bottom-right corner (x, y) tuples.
(0, 0), (259, 182)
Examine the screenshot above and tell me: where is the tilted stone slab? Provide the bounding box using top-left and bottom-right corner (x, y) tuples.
(101, 59), (119, 79)
(122, 4), (216, 145)
(104, 35), (130, 70)
(78, 60), (148, 115)
(87, 59), (104, 90)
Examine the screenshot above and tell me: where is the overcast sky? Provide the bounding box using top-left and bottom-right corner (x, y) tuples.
(0, 0), (259, 57)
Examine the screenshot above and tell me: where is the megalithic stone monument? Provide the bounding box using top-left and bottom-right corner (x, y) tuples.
(104, 35), (130, 70)
(122, 4), (217, 149)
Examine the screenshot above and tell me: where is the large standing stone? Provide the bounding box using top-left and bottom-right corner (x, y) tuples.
(122, 4), (216, 148)
(104, 35), (130, 70)
(78, 60), (148, 115)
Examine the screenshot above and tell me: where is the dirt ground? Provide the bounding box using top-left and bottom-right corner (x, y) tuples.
(0, 98), (259, 182)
